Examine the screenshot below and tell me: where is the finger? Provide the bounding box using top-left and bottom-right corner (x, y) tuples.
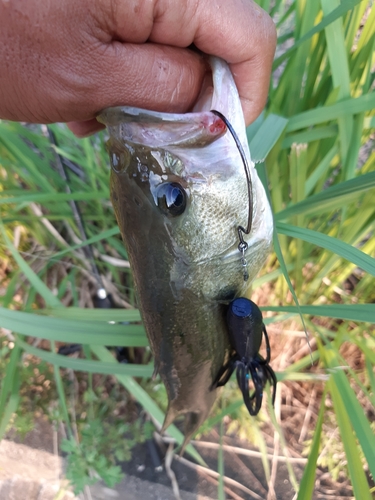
(146, 0), (277, 125)
(92, 44), (207, 115)
(67, 119), (105, 138)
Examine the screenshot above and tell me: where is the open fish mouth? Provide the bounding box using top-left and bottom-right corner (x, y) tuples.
(98, 57), (273, 450)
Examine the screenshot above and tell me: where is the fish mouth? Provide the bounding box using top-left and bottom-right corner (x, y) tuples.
(97, 57), (248, 152)
(98, 107), (227, 148)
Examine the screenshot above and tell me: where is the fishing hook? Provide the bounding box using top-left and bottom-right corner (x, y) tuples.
(210, 110), (253, 280)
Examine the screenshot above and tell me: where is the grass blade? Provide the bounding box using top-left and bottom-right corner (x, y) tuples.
(0, 191), (108, 205)
(249, 114), (288, 162)
(263, 303), (375, 323)
(286, 92), (375, 132)
(0, 343), (21, 427)
(0, 390), (20, 441)
(276, 222), (375, 275)
(0, 307), (147, 346)
(276, 170), (375, 219)
(0, 221), (62, 308)
(17, 338), (154, 377)
(327, 355), (375, 480)
(52, 226), (120, 260)
(326, 350), (373, 499)
(218, 418), (225, 500)
(257, 162), (310, 349)
(40, 307), (142, 322)
(296, 389), (326, 500)
(273, 0), (363, 69)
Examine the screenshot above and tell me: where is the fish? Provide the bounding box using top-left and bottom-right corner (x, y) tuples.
(98, 57), (273, 447)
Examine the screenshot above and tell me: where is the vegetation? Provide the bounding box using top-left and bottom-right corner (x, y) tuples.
(0, 0), (374, 498)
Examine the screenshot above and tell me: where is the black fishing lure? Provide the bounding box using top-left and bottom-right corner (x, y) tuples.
(212, 297), (277, 415)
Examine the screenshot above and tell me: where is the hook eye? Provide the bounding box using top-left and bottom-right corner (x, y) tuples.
(156, 182), (187, 217)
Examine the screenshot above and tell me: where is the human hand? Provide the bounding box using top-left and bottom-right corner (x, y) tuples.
(0, 0), (276, 136)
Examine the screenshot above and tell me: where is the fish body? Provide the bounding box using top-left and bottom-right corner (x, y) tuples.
(98, 58), (273, 444)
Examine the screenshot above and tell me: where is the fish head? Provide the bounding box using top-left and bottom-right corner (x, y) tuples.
(99, 58), (272, 299)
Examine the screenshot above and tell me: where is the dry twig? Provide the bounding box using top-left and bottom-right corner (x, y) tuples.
(174, 454), (264, 500)
(164, 443), (181, 500)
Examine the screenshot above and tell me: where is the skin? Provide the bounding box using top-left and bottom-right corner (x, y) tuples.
(0, 0), (276, 137)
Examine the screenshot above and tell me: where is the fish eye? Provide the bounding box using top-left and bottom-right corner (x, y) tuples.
(156, 182), (187, 217)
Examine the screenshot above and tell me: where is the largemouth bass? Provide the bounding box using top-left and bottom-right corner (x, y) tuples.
(98, 58), (273, 446)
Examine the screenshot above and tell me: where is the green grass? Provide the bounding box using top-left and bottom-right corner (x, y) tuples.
(0, 0), (374, 497)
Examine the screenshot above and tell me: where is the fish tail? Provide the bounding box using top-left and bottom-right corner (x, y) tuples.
(162, 407), (209, 455)
(161, 405), (179, 434)
(180, 411), (208, 455)
(151, 363), (159, 381)
(179, 436), (190, 456)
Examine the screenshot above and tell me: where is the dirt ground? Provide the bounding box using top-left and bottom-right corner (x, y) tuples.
(1, 416), (303, 500)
